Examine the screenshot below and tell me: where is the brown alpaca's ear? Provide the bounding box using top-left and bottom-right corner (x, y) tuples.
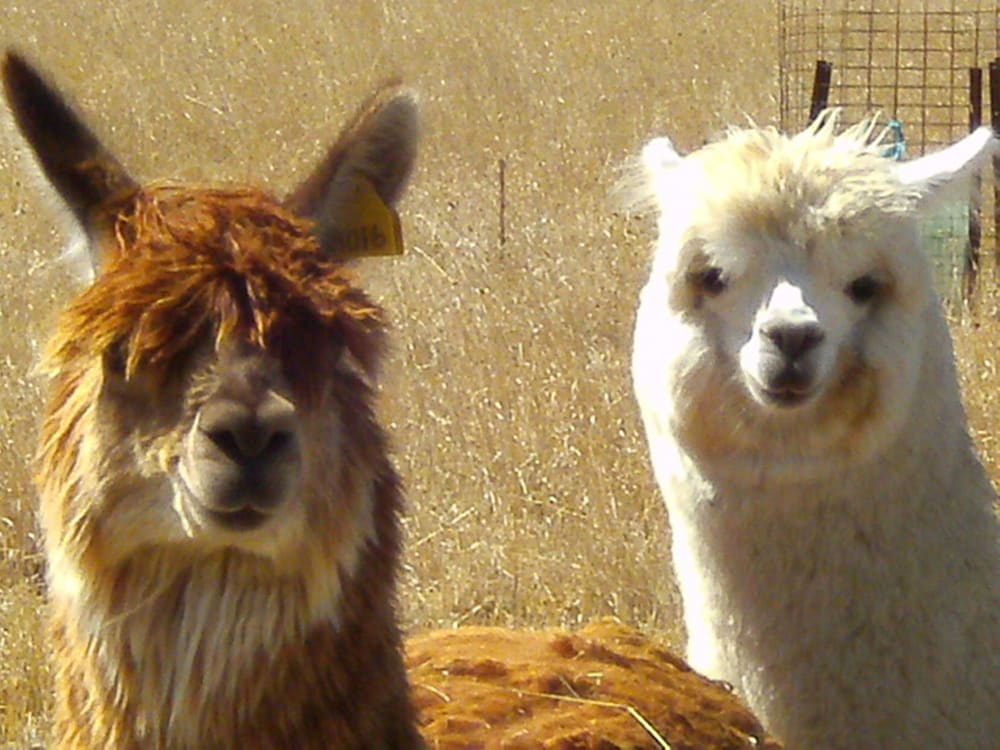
(2, 51), (137, 273)
(285, 85), (419, 259)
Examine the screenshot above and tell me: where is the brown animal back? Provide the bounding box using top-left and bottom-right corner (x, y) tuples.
(407, 619), (783, 750)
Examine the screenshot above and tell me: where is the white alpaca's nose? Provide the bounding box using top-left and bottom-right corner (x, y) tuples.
(759, 319), (825, 360)
(758, 280), (824, 359)
(741, 279), (830, 408)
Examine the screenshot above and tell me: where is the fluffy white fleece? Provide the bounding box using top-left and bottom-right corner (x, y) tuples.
(631, 112), (1000, 750)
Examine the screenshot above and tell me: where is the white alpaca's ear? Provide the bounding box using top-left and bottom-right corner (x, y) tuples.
(618, 135), (686, 214)
(616, 134), (688, 216)
(642, 136), (684, 176)
(895, 127), (998, 204)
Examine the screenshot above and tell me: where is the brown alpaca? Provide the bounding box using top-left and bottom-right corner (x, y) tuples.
(6, 52), (781, 750)
(408, 619), (783, 749)
(4, 51), (422, 749)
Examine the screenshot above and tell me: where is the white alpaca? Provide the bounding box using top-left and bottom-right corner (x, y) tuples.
(631, 112), (1000, 750)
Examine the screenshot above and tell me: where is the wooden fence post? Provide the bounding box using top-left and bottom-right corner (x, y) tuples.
(989, 58), (1000, 271)
(809, 60), (833, 122)
(967, 66), (983, 299)
(498, 158), (507, 248)
(808, 60), (833, 123)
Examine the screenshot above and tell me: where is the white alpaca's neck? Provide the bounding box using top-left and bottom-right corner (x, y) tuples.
(666, 325), (1000, 749)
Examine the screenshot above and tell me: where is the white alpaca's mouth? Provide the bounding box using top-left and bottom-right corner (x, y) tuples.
(745, 370), (822, 410)
(743, 342), (828, 411)
(757, 385), (816, 408)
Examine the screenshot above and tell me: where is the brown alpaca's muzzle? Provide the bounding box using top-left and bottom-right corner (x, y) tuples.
(181, 348), (302, 531)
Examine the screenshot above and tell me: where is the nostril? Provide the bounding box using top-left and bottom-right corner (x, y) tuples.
(206, 427), (244, 462)
(801, 327), (825, 350)
(265, 430), (292, 453)
(761, 322), (825, 359)
(206, 423), (291, 461)
(197, 393), (298, 463)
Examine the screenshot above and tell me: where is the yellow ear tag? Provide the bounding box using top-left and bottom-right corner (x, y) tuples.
(327, 177), (404, 258)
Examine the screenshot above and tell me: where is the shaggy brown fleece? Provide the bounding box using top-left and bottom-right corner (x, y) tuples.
(408, 619), (784, 750)
(44, 184), (385, 385)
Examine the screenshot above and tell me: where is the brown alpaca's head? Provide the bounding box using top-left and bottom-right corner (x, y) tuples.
(4, 51), (418, 585)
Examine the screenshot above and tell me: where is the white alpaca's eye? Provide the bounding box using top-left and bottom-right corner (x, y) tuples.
(690, 266), (727, 296)
(845, 275), (882, 304)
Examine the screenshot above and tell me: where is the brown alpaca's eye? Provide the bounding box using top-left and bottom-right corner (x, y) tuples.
(102, 339), (129, 378)
(690, 266), (727, 296)
(846, 275), (882, 304)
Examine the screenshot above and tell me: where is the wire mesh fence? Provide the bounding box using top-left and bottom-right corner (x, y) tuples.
(779, 1), (1000, 303)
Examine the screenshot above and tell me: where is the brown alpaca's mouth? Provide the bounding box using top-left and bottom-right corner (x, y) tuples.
(204, 505), (271, 531)
(178, 449), (301, 535)
(179, 380), (304, 534)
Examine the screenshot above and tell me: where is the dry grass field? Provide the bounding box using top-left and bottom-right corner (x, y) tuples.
(1, 2), (998, 747)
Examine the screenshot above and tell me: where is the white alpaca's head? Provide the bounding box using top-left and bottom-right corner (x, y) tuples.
(632, 113), (997, 480)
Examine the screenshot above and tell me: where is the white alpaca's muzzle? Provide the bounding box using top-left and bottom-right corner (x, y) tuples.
(740, 280), (831, 409)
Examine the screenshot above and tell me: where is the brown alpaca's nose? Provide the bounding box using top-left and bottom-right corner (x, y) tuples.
(183, 348), (303, 522)
(198, 391), (297, 464)
(187, 387), (301, 522)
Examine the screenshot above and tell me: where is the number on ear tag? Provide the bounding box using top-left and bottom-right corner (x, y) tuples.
(327, 177), (404, 258)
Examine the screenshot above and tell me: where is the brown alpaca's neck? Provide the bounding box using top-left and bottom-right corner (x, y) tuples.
(49, 478), (424, 749)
